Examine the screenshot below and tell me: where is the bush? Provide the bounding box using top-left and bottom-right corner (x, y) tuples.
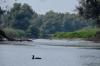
(3, 28), (26, 38)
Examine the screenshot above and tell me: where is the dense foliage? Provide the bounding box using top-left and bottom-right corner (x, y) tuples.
(3, 28), (26, 38)
(76, 0), (100, 27)
(0, 3), (95, 38)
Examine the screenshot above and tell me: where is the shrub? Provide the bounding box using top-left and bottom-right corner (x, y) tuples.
(3, 28), (26, 38)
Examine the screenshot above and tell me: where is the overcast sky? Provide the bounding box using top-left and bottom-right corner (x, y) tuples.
(15, 0), (78, 14)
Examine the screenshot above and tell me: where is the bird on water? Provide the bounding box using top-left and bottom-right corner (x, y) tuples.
(32, 55), (42, 59)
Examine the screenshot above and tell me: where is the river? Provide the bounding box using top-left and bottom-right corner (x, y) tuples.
(0, 39), (100, 66)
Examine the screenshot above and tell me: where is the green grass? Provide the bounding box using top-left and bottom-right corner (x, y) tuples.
(53, 28), (99, 39)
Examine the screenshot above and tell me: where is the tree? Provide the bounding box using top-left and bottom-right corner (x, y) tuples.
(76, 0), (100, 27)
(8, 3), (34, 30)
(27, 25), (39, 38)
(0, 0), (16, 41)
(0, 7), (5, 28)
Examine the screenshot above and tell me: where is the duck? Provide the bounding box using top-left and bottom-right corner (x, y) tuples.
(32, 55), (42, 59)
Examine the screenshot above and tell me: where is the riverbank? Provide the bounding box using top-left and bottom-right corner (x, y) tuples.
(53, 28), (100, 43)
(0, 39), (100, 48)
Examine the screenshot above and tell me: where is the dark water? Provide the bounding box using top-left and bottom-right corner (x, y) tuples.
(0, 39), (100, 66)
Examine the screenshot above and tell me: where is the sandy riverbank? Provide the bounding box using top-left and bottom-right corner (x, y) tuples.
(0, 39), (100, 47)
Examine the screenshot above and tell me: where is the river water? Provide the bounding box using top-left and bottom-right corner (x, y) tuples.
(0, 39), (100, 66)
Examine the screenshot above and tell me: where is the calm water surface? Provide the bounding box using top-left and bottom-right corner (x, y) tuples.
(0, 39), (100, 66)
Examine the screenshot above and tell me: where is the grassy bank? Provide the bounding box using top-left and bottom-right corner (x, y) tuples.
(53, 28), (100, 39)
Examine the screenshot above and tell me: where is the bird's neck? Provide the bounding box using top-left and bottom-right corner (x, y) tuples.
(33, 56), (35, 59)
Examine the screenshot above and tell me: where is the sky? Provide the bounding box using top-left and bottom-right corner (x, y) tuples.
(16, 0), (78, 14)
(6, 0), (78, 14)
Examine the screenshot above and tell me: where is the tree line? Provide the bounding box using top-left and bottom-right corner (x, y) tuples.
(0, 3), (95, 38)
